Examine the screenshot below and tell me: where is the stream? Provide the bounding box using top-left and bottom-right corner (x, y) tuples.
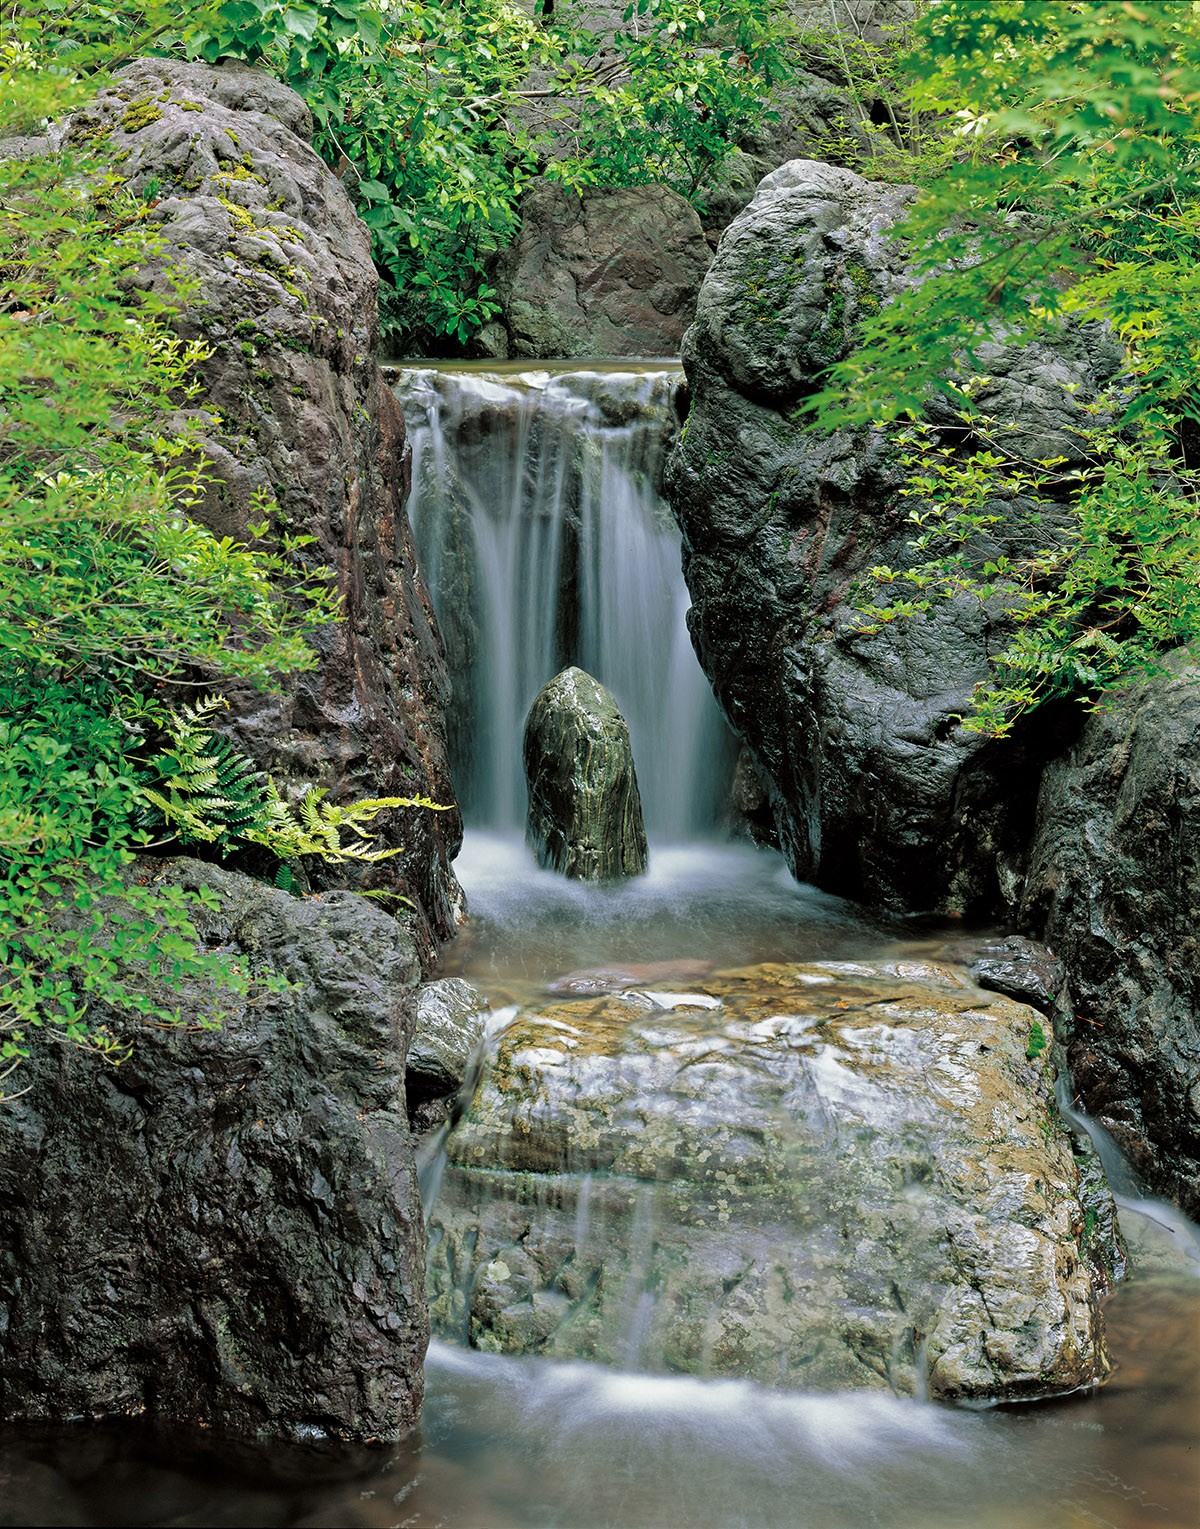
(2, 364), (1198, 1527)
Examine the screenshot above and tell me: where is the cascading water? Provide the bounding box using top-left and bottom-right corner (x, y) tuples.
(394, 363), (735, 839)
(7, 369), (1200, 1528)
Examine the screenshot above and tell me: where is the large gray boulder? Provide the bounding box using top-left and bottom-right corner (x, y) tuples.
(427, 960), (1115, 1401)
(524, 667), (648, 880)
(666, 160), (1123, 915)
(0, 861), (427, 1441)
(68, 60), (462, 955)
(492, 179), (712, 359)
(1020, 664), (1200, 1218)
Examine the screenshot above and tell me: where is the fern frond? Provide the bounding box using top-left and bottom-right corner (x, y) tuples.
(137, 699), (448, 880)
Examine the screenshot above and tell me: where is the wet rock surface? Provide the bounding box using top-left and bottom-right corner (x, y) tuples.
(1020, 665), (1200, 1218)
(0, 861), (427, 1441)
(955, 936), (1068, 1017)
(666, 159), (1123, 915)
(524, 667), (648, 880)
(70, 59), (461, 953)
(428, 959), (1113, 1401)
(492, 179), (712, 359)
(407, 978), (490, 1133)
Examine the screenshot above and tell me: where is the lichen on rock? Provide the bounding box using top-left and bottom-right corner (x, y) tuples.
(666, 158), (1124, 917)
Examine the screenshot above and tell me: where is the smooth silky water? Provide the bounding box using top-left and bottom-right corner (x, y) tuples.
(3, 365), (1199, 1527)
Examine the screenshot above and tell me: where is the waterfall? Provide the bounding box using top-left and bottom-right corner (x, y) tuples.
(394, 363), (734, 839)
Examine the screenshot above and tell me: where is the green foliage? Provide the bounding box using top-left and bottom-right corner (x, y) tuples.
(140, 696), (450, 869)
(1026, 1019), (1048, 1062)
(24, 0), (785, 351)
(811, 0), (1200, 734)
(172, 0), (792, 349)
(0, 50), (339, 1091)
(784, 0), (947, 180)
(18, 0), (794, 350)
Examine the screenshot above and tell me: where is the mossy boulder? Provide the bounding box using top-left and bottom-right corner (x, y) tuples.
(524, 667), (648, 881)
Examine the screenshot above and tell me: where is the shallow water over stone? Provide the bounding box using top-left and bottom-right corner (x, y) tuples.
(428, 955), (1113, 1401)
(3, 837), (1199, 1524)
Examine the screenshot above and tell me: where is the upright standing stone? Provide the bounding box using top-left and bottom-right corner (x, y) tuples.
(524, 667), (648, 880)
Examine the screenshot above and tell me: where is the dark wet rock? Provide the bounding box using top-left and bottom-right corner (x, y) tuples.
(407, 978), (490, 1133)
(959, 937), (1068, 1017)
(428, 960), (1113, 1402)
(524, 667), (648, 880)
(492, 180), (712, 359)
(0, 860), (426, 1441)
(68, 59), (462, 955)
(666, 159), (1123, 915)
(1020, 664), (1200, 1218)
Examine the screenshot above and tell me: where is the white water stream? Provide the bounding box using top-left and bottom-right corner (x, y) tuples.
(394, 362), (735, 837)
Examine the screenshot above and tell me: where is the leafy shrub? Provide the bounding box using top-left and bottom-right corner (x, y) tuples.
(811, 0), (1200, 735)
(140, 696), (448, 873)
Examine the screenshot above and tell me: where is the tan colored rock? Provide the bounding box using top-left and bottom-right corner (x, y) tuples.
(429, 960), (1115, 1401)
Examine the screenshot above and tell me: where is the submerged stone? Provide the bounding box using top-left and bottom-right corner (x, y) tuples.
(427, 960), (1116, 1403)
(524, 667), (648, 881)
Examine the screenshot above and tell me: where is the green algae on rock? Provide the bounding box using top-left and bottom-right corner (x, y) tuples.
(428, 959), (1115, 1402)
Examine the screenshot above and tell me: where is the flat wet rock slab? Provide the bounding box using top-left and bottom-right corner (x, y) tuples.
(428, 960), (1116, 1402)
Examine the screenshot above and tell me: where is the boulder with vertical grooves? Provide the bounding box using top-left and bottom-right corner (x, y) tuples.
(524, 667), (648, 880)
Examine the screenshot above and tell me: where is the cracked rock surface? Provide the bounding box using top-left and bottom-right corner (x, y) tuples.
(428, 959), (1115, 1401)
(0, 861), (427, 1441)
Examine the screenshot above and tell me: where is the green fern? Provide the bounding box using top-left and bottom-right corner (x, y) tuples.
(139, 696), (449, 876)
(139, 697), (270, 853)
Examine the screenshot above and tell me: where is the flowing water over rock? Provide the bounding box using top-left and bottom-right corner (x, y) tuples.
(428, 959), (1112, 1401)
(8, 361), (1197, 1522)
(392, 363), (735, 837)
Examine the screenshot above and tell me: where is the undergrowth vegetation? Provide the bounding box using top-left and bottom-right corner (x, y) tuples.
(811, 0), (1200, 736)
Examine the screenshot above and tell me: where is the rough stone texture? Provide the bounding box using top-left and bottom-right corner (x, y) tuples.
(68, 60), (462, 956)
(492, 179), (712, 359)
(666, 160), (1123, 915)
(524, 667), (648, 880)
(0, 860), (426, 1441)
(1020, 665), (1200, 1219)
(407, 978), (490, 1133)
(428, 960), (1113, 1401)
(960, 936), (1068, 1017)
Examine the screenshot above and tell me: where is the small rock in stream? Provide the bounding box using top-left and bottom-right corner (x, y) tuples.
(524, 667), (648, 881)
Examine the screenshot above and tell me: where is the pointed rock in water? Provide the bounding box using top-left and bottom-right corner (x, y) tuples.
(524, 667), (648, 880)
